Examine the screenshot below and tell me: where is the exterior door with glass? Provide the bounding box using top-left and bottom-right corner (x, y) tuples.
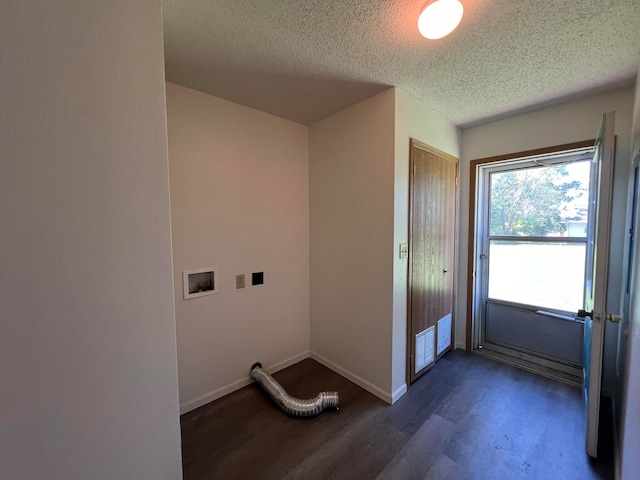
(582, 111), (616, 458)
(477, 146), (595, 380)
(473, 113), (616, 458)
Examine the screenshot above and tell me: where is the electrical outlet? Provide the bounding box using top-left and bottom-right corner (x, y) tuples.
(236, 274), (245, 289)
(252, 272), (264, 286)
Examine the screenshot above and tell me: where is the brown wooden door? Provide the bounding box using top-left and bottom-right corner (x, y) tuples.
(408, 139), (458, 384)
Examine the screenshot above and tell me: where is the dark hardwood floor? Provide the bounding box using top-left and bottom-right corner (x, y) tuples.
(180, 350), (613, 479)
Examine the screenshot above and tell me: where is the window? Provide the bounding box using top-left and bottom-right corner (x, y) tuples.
(482, 151), (592, 313)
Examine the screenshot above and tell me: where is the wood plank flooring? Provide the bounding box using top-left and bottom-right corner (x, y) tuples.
(180, 350), (613, 479)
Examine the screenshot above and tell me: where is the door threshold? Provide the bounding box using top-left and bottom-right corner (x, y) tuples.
(473, 348), (582, 387)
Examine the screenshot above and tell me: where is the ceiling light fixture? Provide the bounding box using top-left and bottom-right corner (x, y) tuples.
(418, 0), (464, 40)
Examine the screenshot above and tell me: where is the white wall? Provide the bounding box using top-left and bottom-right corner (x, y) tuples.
(166, 83), (310, 413)
(309, 89), (396, 401)
(0, 2), (182, 479)
(620, 69), (640, 480)
(392, 90), (461, 396)
(460, 88), (635, 394)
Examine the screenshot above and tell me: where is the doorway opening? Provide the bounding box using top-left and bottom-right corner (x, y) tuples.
(470, 142), (596, 384)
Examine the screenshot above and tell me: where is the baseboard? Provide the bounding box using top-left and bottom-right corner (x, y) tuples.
(455, 341), (466, 351)
(391, 383), (408, 404)
(179, 351), (310, 414)
(180, 376), (251, 415)
(309, 351), (394, 404)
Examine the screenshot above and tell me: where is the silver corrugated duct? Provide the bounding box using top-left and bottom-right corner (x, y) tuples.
(250, 362), (339, 417)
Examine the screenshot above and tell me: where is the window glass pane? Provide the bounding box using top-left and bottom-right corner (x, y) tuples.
(489, 161), (591, 237)
(488, 241), (586, 312)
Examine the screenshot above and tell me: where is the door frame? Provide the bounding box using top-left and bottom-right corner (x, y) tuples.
(406, 139), (459, 386)
(465, 140), (596, 351)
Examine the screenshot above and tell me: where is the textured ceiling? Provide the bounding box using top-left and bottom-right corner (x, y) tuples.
(163, 0), (640, 127)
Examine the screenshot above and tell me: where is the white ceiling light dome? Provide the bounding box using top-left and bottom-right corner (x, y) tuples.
(418, 0), (464, 40)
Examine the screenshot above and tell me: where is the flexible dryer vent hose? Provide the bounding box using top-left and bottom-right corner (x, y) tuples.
(250, 362), (339, 417)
